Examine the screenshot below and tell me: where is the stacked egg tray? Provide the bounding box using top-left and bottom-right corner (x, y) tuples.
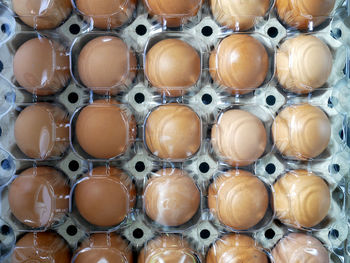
(0, 0), (350, 262)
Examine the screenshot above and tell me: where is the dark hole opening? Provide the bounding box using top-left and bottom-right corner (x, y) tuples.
(264, 228), (275, 239)
(134, 93), (145, 104)
(328, 97), (334, 108)
(266, 95), (276, 106)
(0, 127), (2, 137)
(199, 162), (210, 173)
(200, 229), (210, 239)
(136, 24), (147, 36)
(66, 225), (77, 236)
(68, 92), (79, 104)
(329, 229), (339, 239)
(331, 28), (342, 39)
(1, 159), (11, 170)
(201, 26), (213, 37)
(135, 161), (145, 172)
(265, 163), (276, 174)
(202, 94), (212, 105)
(267, 27), (278, 38)
(0, 60), (3, 73)
(329, 164), (340, 173)
(68, 160), (79, 172)
(1, 24), (9, 34)
(339, 130), (344, 140)
(0, 225), (10, 235)
(133, 228), (144, 239)
(69, 24), (80, 35)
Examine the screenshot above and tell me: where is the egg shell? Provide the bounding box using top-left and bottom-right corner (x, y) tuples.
(12, 232), (71, 263)
(74, 166), (136, 227)
(210, 0), (270, 31)
(277, 35), (333, 94)
(206, 234), (268, 263)
(8, 166), (70, 228)
(75, 99), (136, 159)
(209, 34), (269, 95)
(145, 39), (201, 97)
(272, 104), (331, 160)
(13, 38), (70, 96)
(75, 0), (137, 29)
(272, 233), (329, 263)
(273, 170), (331, 228)
(276, 0), (335, 29)
(77, 36), (137, 95)
(73, 233), (132, 263)
(144, 168), (200, 227)
(145, 104), (201, 160)
(211, 109), (267, 166)
(12, 0), (72, 29)
(14, 103), (69, 159)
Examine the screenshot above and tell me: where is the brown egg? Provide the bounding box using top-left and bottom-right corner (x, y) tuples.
(74, 166), (136, 227)
(211, 109), (267, 166)
(211, 0), (270, 31)
(75, 0), (137, 29)
(277, 35), (333, 94)
(75, 100), (136, 159)
(144, 168), (200, 227)
(208, 170), (268, 230)
(207, 234), (268, 263)
(8, 167), (70, 228)
(74, 233), (132, 263)
(12, 232), (71, 263)
(77, 36), (136, 95)
(13, 38), (70, 96)
(273, 170), (330, 228)
(272, 104), (331, 160)
(138, 235), (199, 263)
(144, 0), (202, 27)
(272, 233), (329, 263)
(12, 0), (72, 30)
(210, 35), (269, 95)
(14, 103), (69, 159)
(276, 0), (335, 30)
(145, 104), (201, 160)
(145, 39), (201, 97)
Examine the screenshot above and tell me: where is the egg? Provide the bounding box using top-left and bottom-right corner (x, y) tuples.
(277, 35), (333, 94)
(12, 232), (71, 263)
(74, 166), (136, 227)
(74, 233), (132, 263)
(276, 0), (335, 30)
(272, 104), (331, 160)
(144, 0), (202, 27)
(75, 0), (137, 29)
(273, 170), (330, 228)
(12, 0), (72, 29)
(75, 100), (136, 159)
(211, 0), (270, 31)
(211, 109), (267, 166)
(8, 166), (70, 228)
(207, 234), (268, 263)
(209, 35), (269, 95)
(14, 103), (69, 159)
(208, 170), (268, 230)
(77, 36), (136, 95)
(272, 233), (329, 263)
(138, 235), (198, 263)
(13, 38), (70, 96)
(145, 39), (201, 97)
(144, 168), (200, 227)
(145, 104), (201, 160)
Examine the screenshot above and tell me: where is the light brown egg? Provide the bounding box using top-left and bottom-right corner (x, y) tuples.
(8, 166), (70, 228)
(211, 0), (270, 31)
(208, 170), (268, 230)
(211, 109), (267, 166)
(145, 39), (201, 97)
(14, 103), (69, 159)
(273, 170), (330, 228)
(77, 36), (136, 95)
(12, 232), (71, 263)
(276, 0), (335, 30)
(272, 233), (329, 263)
(74, 166), (136, 227)
(75, 100), (136, 159)
(272, 104), (331, 160)
(12, 0), (72, 29)
(210, 35), (269, 95)
(13, 38), (70, 96)
(74, 233), (132, 263)
(138, 235), (199, 263)
(144, 0), (202, 27)
(144, 168), (200, 227)
(277, 35), (333, 94)
(207, 234), (268, 263)
(145, 104), (201, 160)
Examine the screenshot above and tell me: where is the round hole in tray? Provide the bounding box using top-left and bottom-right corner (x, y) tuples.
(331, 28), (342, 39)
(200, 229), (210, 239)
(66, 225), (78, 236)
(201, 26), (213, 37)
(132, 228), (144, 239)
(329, 229), (339, 239)
(1, 24), (9, 34)
(1, 159), (11, 171)
(266, 95), (276, 106)
(134, 92), (145, 104)
(329, 163), (340, 173)
(69, 24), (80, 35)
(136, 24), (147, 36)
(201, 93), (213, 105)
(0, 225), (10, 235)
(328, 97), (334, 108)
(135, 161), (145, 172)
(265, 163), (276, 174)
(0, 127), (2, 137)
(68, 92), (79, 104)
(68, 160), (80, 172)
(0, 60), (3, 73)
(264, 228), (275, 239)
(199, 162), (210, 173)
(339, 130), (344, 140)
(267, 27), (278, 38)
